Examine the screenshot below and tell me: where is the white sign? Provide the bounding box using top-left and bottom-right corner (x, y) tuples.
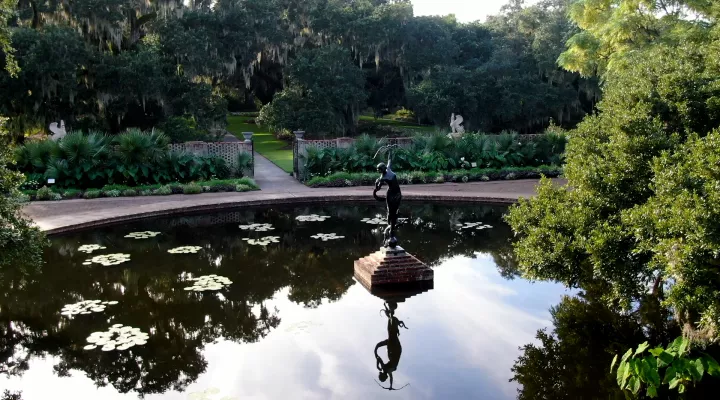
(471, 162), (477, 168)
(47, 178), (56, 184)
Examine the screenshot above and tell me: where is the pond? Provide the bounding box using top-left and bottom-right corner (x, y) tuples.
(0, 203), (574, 400)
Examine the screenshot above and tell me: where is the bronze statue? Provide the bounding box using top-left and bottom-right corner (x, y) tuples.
(374, 301), (408, 391)
(373, 145), (402, 248)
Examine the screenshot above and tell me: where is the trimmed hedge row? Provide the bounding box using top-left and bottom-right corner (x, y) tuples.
(22, 178), (258, 202)
(306, 166), (562, 188)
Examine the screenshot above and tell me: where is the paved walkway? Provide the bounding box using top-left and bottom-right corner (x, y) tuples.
(253, 152), (309, 191)
(23, 178), (563, 234)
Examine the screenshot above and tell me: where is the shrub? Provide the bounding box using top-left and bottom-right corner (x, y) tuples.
(138, 189), (153, 196)
(103, 189), (121, 197)
(36, 186), (54, 200)
(16, 193), (31, 203)
(388, 108), (416, 122)
(306, 166), (562, 187)
(302, 131), (567, 177)
(153, 185), (172, 196)
(182, 183), (203, 194)
(84, 190), (101, 199)
(122, 189), (138, 197)
(236, 152), (252, 176)
(235, 184), (253, 192)
(62, 189), (83, 199)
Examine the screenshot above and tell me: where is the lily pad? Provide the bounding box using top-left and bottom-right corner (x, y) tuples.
(310, 233), (345, 241)
(239, 223), (274, 232)
(168, 246), (203, 254)
(124, 231), (161, 240)
(78, 244), (107, 254)
(296, 214), (331, 222)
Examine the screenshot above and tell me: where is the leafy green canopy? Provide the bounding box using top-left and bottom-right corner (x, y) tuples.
(0, 0), (599, 139)
(0, 117), (45, 271)
(258, 46), (367, 137)
(506, 1), (720, 340)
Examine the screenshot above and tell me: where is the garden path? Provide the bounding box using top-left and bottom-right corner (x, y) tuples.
(253, 152), (310, 192)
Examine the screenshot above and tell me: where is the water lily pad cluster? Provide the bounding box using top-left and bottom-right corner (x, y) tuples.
(84, 324), (150, 351)
(124, 231), (161, 239)
(82, 253), (131, 266)
(242, 236), (280, 246)
(457, 222), (493, 230)
(296, 214), (330, 222)
(61, 300), (119, 317)
(310, 233), (345, 241)
(361, 217), (387, 225)
(78, 244), (107, 254)
(239, 223), (274, 232)
(184, 275), (233, 291)
(168, 246), (203, 254)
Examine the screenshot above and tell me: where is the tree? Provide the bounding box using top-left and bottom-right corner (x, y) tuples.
(0, 117), (45, 272)
(506, 3), (720, 340)
(258, 46), (367, 137)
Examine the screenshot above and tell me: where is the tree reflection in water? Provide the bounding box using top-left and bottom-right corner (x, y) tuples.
(0, 203), (512, 397)
(511, 283), (720, 399)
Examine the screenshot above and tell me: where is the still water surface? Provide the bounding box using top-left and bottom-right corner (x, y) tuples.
(0, 203), (571, 399)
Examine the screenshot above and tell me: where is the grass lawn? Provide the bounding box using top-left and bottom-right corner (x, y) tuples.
(226, 114), (440, 173)
(358, 115), (439, 133)
(227, 115), (294, 173)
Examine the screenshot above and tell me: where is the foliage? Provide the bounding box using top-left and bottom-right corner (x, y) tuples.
(506, 2), (720, 340)
(182, 183), (202, 195)
(258, 46), (367, 137)
(12, 130), (236, 188)
(0, 117), (45, 271)
(306, 166), (562, 188)
(303, 131), (566, 177)
(23, 178), (258, 201)
(611, 337), (720, 397)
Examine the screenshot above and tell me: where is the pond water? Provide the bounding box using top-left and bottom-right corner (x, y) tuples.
(0, 203), (574, 400)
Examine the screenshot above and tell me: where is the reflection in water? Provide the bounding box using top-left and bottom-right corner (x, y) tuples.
(374, 302), (408, 391)
(1, 203), (537, 399)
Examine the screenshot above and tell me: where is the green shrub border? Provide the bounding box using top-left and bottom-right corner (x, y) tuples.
(305, 166), (562, 187)
(22, 178), (259, 202)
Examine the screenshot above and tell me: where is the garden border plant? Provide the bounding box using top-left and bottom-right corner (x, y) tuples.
(305, 166), (562, 188)
(21, 178), (259, 202)
(300, 130), (567, 181)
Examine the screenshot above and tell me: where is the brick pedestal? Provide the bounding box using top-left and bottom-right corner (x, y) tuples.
(354, 246), (434, 301)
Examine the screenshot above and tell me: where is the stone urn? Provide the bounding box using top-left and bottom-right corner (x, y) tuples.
(242, 132), (253, 142)
(293, 130), (305, 140)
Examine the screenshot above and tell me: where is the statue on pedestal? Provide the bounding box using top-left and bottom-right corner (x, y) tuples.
(49, 120), (67, 141)
(448, 113), (465, 139)
(373, 145), (402, 248)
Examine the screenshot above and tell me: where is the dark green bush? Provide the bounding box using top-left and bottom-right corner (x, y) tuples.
(103, 189), (121, 197)
(13, 130), (232, 189)
(302, 131), (566, 178)
(306, 166), (561, 187)
(62, 189), (83, 199)
(35, 186), (54, 200)
(83, 190), (101, 199)
(182, 183), (202, 194)
(153, 185), (173, 196)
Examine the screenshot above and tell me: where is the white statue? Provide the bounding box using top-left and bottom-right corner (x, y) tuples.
(448, 113), (465, 138)
(49, 120), (67, 141)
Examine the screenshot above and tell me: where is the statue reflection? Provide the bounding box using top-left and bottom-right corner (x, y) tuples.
(374, 301), (409, 391)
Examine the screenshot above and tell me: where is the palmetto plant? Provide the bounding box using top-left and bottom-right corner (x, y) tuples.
(113, 129), (169, 165)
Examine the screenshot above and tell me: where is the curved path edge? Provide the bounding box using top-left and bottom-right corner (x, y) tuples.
(23, 179), (562, 235)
